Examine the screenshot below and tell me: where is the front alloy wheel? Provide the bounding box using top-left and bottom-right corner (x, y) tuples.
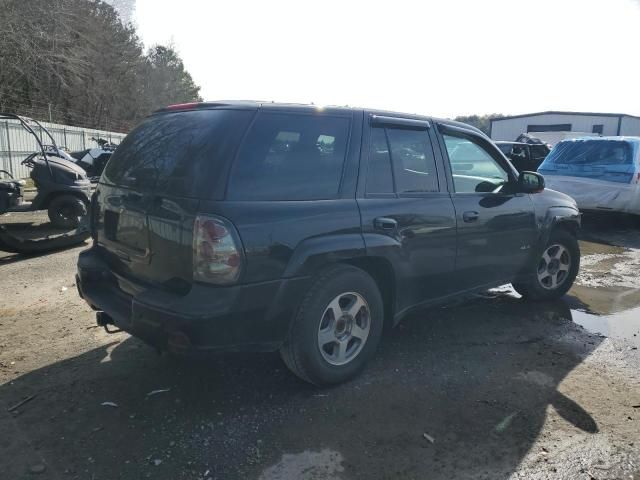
(537, 244), (571, 290)
(512, 228), (580, 301)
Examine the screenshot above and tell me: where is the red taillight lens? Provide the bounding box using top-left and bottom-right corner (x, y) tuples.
(193, 215), (243, 285)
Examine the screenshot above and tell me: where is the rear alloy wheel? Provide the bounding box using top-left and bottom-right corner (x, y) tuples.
(280, 265), (383, 385)
(317, 292), (371, 366)
(512, 228), (580, 300)
(47, 195), (88, 229)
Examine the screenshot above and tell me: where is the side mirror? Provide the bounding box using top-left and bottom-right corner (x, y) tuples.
(518, 171), (545, 193)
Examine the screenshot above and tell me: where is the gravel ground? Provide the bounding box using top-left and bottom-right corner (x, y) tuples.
(0, 213), (639, 479)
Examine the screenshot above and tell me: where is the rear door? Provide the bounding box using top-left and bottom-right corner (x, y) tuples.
(96, 108), (254, 289)
(357, 115), (457, 315)
(435, 124), (537, 289)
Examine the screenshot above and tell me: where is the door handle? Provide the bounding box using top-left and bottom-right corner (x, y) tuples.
(462, 211), (479, 223)
(374, 217), (398, 230)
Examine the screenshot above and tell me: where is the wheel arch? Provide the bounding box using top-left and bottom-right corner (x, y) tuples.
(342, 256), (396, 330)
(538, 206), (581, 250)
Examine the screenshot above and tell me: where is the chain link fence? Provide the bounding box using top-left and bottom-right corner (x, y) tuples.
(0, 119), (127, 179)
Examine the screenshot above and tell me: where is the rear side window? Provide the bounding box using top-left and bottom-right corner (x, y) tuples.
(366, 127), (394, 193)
(386, 128), (439, 193)
(366, 125), (439, 194)
(102, 109), (253, 197)
(228, 112), (350, 200)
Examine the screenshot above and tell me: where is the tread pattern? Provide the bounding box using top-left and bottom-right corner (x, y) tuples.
(279, 265), (348, 385)
(512, 228), (580, 300)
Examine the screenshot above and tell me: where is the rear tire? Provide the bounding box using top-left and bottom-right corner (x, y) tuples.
(512, 228), (580, 301)
(47, 195), (87, 229)
(280, 264), (384, 386)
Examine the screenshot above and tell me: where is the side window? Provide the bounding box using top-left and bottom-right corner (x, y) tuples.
(443, 133), (510, 193)
(228, 113), (350, 200)
(366, 127), (394, 194)
(386, 128), (439, 193)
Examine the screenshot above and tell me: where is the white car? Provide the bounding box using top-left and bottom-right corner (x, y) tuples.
(538, 137), (640, 215)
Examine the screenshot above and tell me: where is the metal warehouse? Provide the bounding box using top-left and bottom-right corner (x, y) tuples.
(489, 111), (640, 143)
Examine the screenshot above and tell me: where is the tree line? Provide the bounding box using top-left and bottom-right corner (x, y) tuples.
(0, 0), (201, 132)
(453, 114), (505, 136)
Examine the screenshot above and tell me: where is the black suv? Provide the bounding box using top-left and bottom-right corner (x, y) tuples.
(77, 101), (581, 385)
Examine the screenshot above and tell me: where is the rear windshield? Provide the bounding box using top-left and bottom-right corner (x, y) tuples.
(542, 139), (633, 167)
(102, 109), (253, 197)
(227, 112), (351, 200)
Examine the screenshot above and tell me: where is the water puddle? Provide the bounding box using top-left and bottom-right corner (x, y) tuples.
(570, 307), (640, 348)
(567, 284), (640, 348)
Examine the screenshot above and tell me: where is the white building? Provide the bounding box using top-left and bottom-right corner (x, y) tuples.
(490, 111), (640, 145)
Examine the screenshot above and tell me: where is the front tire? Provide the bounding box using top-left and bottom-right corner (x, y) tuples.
(280, 265), (384, 386)
(512, 228), (580, 300)
(47, 195), (88, 229)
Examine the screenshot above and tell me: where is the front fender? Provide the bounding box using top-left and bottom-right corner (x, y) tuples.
(537, 206), (581, 252)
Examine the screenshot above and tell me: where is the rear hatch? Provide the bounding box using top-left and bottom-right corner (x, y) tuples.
(95, 107), (254, 292)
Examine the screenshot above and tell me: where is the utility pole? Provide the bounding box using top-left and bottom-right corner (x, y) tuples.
(48, 103), (53, 123)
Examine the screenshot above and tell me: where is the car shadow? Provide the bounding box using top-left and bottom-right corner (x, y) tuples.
(0, 294), (601, 479)
(580, 212), (640, 248)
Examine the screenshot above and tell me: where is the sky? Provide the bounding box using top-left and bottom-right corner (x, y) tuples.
(134, 0), (640, 119)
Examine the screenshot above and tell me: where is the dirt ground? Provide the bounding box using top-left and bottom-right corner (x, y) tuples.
(1, 212), (639, 480)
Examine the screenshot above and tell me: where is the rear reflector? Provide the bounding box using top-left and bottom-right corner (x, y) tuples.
(193, 215), (243, 285)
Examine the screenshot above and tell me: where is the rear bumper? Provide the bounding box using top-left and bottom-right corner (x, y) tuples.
(76, 247), (310, 353)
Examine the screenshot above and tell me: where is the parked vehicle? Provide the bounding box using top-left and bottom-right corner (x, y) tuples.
(495, 141), (550, 172)
(0, 169), (25, 213)
(0, 113), (90, 253)
(70, 137), (117, 180)
(538, 137), (640, 216)
(0, 113), (92, 228)
(76, 101), (581, 385)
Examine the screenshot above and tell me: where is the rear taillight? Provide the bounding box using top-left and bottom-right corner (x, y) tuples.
(193, 215), (243, 285)
(89, 192), (99, 241)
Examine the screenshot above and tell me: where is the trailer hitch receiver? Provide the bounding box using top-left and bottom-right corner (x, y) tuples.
(96, 311), (122, 334)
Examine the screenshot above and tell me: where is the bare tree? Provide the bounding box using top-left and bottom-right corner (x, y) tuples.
(0, 0), (201, 132)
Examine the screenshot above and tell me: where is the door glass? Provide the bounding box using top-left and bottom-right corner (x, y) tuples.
(386, 128), (439, 193)
(366, 127), (394, 194)
(443, 134), (509, 193)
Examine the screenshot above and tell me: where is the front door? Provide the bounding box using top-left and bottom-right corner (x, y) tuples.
(358, 116), (457, 316)
(437, 125), (537, 290)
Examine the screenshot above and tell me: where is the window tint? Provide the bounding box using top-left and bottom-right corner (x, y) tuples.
(529, 144), (549, 161)
(496, 143), (513, 155)
(366, 127), (393, 194)
(443, 134), (509, 193)
(543, 140), (632, 166)
(386, 128), (438, 193)
(228, 113), (350, 200)
(103, 110), (253, 197)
